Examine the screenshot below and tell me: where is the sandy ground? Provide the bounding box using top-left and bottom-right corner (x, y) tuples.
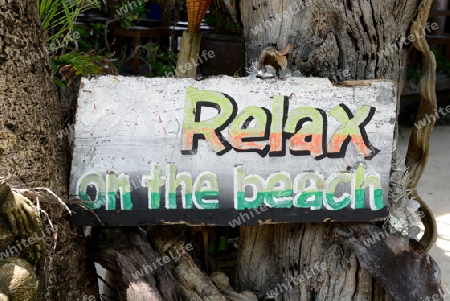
(398, 126), (450, 299)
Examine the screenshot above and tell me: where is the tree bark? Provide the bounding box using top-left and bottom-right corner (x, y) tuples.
(237, 0), (425, 300)
(1, 0), (438, 300)
(92, 226), (257, 301)
(91, 227), (188, 301)
(0, 1), (98, 300)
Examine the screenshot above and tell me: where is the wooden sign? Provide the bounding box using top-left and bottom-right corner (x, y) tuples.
(69, 76), (396, 226)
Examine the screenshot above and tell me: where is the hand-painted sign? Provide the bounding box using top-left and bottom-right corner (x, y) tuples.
(69, 76), (396, 226)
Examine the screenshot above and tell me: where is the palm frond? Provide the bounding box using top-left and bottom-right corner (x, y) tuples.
(52, 51), (117, 86)
(37, 0), (115, 86)
(37, 0), (102, 44)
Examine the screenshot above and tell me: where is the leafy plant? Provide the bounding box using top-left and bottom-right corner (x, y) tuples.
(204, 6), (240, 34)
(73, 22), (108, 53)
(53, 51), (116, 86)
(37, 0), (101, 46)
(408, 48), (450, 81)
(113, 0), (149, 29)
(139, 43), (177, 77)
(433, 49), (450, 76)
(407, 65), (422, 81)
(37, 0), (117, 86)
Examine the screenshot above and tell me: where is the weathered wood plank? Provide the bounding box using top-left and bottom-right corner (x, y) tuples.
(69, 75), (396, 226)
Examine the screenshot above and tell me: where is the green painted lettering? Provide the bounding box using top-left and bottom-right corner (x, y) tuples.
(328, 104), (378, 159)
(264, 172), (293, 208)
(325, 173), (352, 210)
(77, 173), (106, 209)
(228, 106), (268, 152)
(293, 172), (324, 209)
(352, 164), (383, 210)
(142, 164), (165, 209)
(182, 86), (236, 154)
(284, 107), (324, 158)
(166, 164), (193, 209)
(106, 172), (132, 210)
(269, 95), (285, 154)
(193, 172), (219, 209)
(234, 165), (265, 210)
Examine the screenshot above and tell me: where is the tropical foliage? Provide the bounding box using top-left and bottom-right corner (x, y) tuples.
(38, 0), (99, 45)
(113, 0), (149, 29)
(37, 0), (116, 86)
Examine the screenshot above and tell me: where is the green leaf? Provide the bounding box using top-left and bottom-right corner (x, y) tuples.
(54, 77), (66, 87)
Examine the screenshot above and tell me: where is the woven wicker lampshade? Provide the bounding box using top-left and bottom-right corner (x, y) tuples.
(187, 0), (213, 32)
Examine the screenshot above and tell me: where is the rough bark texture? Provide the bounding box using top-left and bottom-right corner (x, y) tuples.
(241, 0), (419, 86)
(0, 0), (434, 300)
(91, 227), (187, 301)
(237, 0), (425, 300)
(149, 226), (258, 301)
(92, 226), (257, 301)
(0, 1), (98, 300)
(237, 223), (389, 300)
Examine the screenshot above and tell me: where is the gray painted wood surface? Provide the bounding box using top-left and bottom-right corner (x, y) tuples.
(69, 75), (396, 226)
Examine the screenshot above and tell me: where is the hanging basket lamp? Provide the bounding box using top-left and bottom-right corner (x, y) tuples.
(187, 0), (213, 33)
(175, 0), (213, 78)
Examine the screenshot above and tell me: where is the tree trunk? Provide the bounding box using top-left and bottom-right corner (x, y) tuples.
(92, 226), (257, 301)
(1, 1), (438, 300)
(0, 1), (98, 300)
(236, 0), (423, 300)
